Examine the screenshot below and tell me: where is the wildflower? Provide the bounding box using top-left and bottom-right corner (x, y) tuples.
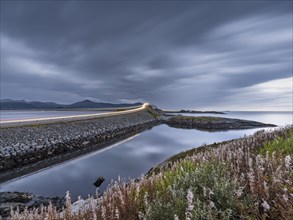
(236, 187), (243, 197)
(186, 189), (194, 220)
(248, 157), (253, 168)
(96, 188), (99, 198)
(208, 189), (214, 196)
(209, 201), (215, 208)
(115, 208), (120, 219)
(186, 189), (194, 212)
(144, 192), (149, 207)
(66, 191), (71, 205)
(65, 191), (72, 218)
(101, 206), (106, 219)
(285, 155), (291, 169)
(283, 194), (288, 202)
(203, 186), (207, 197)
(261, 200), (270, 211)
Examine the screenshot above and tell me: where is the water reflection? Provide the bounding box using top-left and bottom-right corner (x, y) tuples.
(0, 111), (291, 200)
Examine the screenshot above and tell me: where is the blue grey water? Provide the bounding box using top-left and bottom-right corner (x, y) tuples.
(0, 111), (292, 200)
(0, 110), (107, 121)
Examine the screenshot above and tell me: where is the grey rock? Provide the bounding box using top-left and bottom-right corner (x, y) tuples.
(93, 176), (105, 187)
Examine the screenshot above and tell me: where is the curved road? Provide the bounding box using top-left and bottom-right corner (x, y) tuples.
(0, 103), (149, 127)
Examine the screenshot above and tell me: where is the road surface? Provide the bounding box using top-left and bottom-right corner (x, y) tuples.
(0, 103), (149, 127)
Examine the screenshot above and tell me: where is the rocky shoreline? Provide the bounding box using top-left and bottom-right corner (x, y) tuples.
(165, 110), (225, 114)
(0, 192), (65, 219)
(0, 105), (159, 182)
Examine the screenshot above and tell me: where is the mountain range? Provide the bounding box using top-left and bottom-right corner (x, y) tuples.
(0, 99), (142, 110)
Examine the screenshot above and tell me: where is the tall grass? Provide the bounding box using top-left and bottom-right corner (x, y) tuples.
(8, 126), (293, 220)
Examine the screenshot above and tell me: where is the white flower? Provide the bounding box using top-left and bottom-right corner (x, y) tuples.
(285, 155), (291, 169)
(236, 187), (243, 197)
(174, 214), (179, 220)
(209, 201), (215, 208)
(186, 189), (194, 212)
(209, 189), (214, 196)
(262, 200), (270, 211)
(203, 186), (207, 197)
(283, 194), (289, 202)
(115, 208), (120, 219)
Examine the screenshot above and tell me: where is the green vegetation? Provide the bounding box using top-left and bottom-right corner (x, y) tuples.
(9, 126), (293, 220)
(147, 140), (234, 176)
(147, 107), (160, 119)
(145, 160), (237, 220)
(260, 129), (293, 155)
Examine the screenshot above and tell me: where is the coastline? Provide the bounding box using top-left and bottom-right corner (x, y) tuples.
(0, 104), (277, 183)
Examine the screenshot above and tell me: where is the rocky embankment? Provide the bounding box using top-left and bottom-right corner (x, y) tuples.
(0, 105), (160, 182)
(0, 192), (64, 219)
(163, 115), (276, 131)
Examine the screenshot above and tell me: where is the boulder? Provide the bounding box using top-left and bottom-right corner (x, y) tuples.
(93, 176), (105, 187)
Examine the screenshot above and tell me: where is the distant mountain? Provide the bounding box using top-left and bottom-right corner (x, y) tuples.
(68, 100), (107, 108)
(0, 101), (35, 110)
(0, 99), (142, 110)
(28, 101), (65, 109)
(68, 100), (142, 108)
(1, 99), (26, 103)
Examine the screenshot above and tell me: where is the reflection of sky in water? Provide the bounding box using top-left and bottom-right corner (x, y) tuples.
(0, 112), (291, 200)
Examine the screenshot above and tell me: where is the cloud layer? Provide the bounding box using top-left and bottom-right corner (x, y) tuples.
(1, 1), (292, 110)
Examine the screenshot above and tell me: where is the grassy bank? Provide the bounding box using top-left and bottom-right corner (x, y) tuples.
(9, 126), (293, 220)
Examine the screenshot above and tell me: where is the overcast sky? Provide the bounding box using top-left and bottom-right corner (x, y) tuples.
(1, 1), (292, 110)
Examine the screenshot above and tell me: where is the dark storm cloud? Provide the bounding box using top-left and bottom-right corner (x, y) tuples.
(1, 1), (292, 110)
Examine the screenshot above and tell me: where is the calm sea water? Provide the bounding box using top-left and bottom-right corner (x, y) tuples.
(0, 111), (291, 200)
(0, 110), (107, 121)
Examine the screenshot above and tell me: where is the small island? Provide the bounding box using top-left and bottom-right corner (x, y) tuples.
(164, 109), (225, 114)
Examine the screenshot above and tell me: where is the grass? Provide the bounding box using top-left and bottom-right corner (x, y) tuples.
(259, 129), (293, 155)
(147, 108), (161, 119)
(147, 140), (234, 176)
(144, 160), (238, 220)
(8, 126), (293, 220)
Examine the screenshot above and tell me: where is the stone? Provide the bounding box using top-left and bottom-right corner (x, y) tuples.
(93, 176), (105, 187)
(0, 192), (33, 203)
(36, 145), (43, 149)
(82, 141), (90, 146)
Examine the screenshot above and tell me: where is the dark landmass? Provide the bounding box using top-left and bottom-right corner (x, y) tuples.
(163, 115), (277, 131)
(164, 109), (225, 114)
(0, 99), (142, 110)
